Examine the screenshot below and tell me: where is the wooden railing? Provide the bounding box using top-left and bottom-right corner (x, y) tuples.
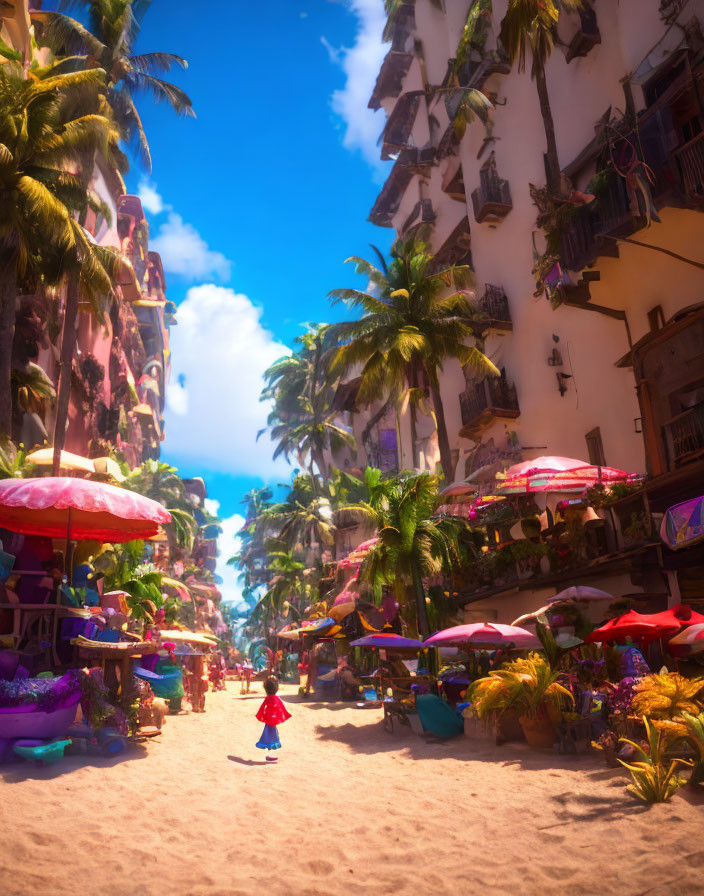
(675, 131), (704, 200)
(559, 175), (632, 271)
(459, 376), (519, 427)
(478, 285), (511, 326)
(663, 401), (704, 468)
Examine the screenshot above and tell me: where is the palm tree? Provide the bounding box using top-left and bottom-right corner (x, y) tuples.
(0, 63), (119, 437)
(347, 472), (466, 638)
(245, 549), (309, 646)
(499, 0), (584, 195)
(262, 326), (355, 488)
(328, 232), (498, 482)
(122, 459), (199, 550)
(32, 0), (194, 171)
(32, 1), (193, 473)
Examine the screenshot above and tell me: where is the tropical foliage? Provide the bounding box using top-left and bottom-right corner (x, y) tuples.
(33, 0), (194, 171)
(470, 652), (574, 721)
(328, 231), (497, 481)
(631, 673), (704, 721)
(618, 716), (691, 803)
(345, 471), (467, 638)
(499, 0), (585, 194)
(0, 62), (120, 435)
(261, 326), (355, 486)
(123, 459), (201, 550)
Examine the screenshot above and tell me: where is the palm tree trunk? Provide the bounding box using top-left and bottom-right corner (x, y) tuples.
(409, 369), (419, 469)
(428, 380), (454, 482)
(410, 557), (430, 639)
(53, 162), (92, 476)
(0, 260), (17, 439)
(52, 271), (80, 475)
(535, 62), (561, 195)
(312, 447), (327, 484)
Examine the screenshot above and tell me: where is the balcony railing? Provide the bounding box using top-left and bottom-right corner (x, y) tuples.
(674, 131), (704, 201)
(565, 8), (601, 63)
(561, 60), (704, 271)
(367, 444), (399, 473)
(471, 164), (512, 224)
(477, 285), (512, 330)
(459, 376), (520, 433)
(663, 401), (704, 468)
(559, 174), (632, 271)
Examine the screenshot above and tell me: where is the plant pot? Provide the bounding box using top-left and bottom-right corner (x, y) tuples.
(519, 713), (557, 749)
(495, 710), (525, 745)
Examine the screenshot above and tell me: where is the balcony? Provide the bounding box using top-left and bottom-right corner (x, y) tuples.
(368, 148), (434, 227)
(459, 375), (520, 437)
(663, 402), (704, 469)
(441, 156), (465, 201)
(471, 156), (512, 224)
(401, 198), (435, 234)
(674, 131), (704, 201)
(565, 8), (601, 64)
(561, 51), (704, 274)
(380, 90), (424, 160)
(369, 50), (413, 110)
(559, 174), (631, 271)
(383, 1), (415, 52)
(432, 216), (472, 270)
(367, 442), (398, 473)
(476, 285), (512, 332)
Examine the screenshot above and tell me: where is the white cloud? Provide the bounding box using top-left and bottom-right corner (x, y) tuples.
(205, 501), (247, 608)
(325, 0), (388, 169)
(136, 180), (231, 281)
(164, 283), (291, 479)
(137, 179), (165, 215)
(320, 35), (341, 64)
(150, 212), (231, 281)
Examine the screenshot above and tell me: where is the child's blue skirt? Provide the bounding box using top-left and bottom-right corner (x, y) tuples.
(256, 724), (282, 750)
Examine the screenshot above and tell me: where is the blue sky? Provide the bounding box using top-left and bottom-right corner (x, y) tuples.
(115, 0), (393, 602)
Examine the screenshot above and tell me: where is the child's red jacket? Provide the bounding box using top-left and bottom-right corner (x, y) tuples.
(256, 695), (291, 726)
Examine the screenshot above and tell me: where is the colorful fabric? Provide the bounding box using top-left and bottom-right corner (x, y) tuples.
(256, 724), (282, 750)
(256, 695), (291, 726)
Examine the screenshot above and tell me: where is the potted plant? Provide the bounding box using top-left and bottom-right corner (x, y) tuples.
(467, 670), (525, 744)
(471, 653), (574, 749)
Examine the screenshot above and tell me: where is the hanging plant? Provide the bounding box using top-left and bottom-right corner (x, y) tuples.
(455, 0), (493, 73)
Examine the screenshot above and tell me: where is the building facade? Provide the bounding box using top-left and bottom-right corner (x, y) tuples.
(3, 1), (174, 467)
(340, 0), (704, 621)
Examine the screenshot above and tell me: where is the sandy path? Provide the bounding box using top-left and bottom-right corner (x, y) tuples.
(1, 682), (702, 896)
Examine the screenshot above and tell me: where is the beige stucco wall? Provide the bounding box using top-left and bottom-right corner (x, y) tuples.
(369, 0), (704, 486)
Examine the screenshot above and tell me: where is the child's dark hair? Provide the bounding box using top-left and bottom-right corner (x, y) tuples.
(264, 676), (279, 696)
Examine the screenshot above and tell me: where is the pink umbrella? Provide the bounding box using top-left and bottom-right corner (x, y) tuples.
(424, 622), (541, 649)
(497, 456), (636, 495)
(670, 623), (704, 653)
(350, 633), (425, 651)
(0, 477), (170, 542)
(337, 537), (379, 569)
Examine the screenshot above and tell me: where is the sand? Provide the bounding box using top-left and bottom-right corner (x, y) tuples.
(1, 682), (703, 896)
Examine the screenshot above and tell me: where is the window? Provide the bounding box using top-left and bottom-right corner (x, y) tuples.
(647, 305), (665, 332)
(585, 427), (606, 466)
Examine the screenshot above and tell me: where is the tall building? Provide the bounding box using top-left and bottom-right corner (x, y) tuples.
(340, 0), (704, 620)
(2, 2), (175, 467)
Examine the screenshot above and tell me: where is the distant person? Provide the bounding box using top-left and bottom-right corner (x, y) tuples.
(240, 659), (254, 694)
(255, 676), (291, 763)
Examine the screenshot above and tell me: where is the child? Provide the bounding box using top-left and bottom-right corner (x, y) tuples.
(255, 676), (291, 763)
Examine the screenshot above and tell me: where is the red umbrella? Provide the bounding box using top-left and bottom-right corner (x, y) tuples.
(585, 604), (704, 644)
(0, 477), (170, 542)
